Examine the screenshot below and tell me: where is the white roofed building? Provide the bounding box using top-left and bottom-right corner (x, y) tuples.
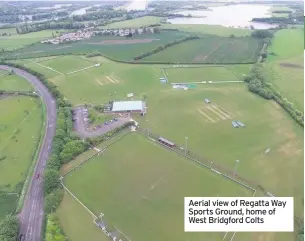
(111, 101), (146, 113)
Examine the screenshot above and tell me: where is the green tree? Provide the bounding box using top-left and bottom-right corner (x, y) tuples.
(44, 188), (63, 214)
(43, 169), (60, 195)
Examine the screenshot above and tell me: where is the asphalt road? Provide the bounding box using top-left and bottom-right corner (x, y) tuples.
(0, 65), (57, 241)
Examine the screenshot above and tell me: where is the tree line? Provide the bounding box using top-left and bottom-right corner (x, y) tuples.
(134, 35), (199, 60)
(72, 9), (126, 22)
(244, 64), (303, 127)
(16, 21), (86, 34)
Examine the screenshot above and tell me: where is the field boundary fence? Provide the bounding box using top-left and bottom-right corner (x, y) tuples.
(137, 127), (256, 193)
(62, 130), (131, 177)
(61, 131), (133, 241)
(137, 124), (304, 235)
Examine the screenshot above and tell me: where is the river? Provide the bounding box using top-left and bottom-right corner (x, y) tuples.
(167, 4), (279, 29)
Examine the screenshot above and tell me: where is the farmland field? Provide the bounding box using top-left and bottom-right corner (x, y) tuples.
(0, 95), (43, 219)
(104, 16), (163, 28)
(63, 132), (252, 241)
(141, 37), (263, 64)
(0, 70), (33, 91)
(5, 31), (190, 61)
(266, 29), (304, 109)
(267, 29), (304, 61)
(161, 24), (251, 37)
(269, 6), (293, 17)
(0, 29), (65, 51)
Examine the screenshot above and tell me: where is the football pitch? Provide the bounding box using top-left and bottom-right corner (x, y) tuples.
(30, 55), (98, 75)
(163, 65), (247, 83)
(63, 132), (253, 241)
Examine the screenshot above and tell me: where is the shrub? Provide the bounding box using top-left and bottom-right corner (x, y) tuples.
(44, 189), (64, 215)
(45, 214), (67, 241)
(43, 169), (60, 196)
(0, 215), (19, 241)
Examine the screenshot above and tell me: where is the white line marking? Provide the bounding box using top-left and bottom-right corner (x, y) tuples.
(67, 65), (96, 75)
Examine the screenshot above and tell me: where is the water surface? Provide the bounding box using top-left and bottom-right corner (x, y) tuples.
(168, 4), (278, 29)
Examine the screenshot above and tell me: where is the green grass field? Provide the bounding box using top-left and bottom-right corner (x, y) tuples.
(0, 71), (33, 91)
(56, 192), (109, 241)
(88, 108), (113, 126)
(0, 29), (65, 51)
(14, 55), (303, 241)
(0, 96), (42, 218)
(267, 29), (304, 61)
(64, 132), (252, 241)
(104, 16), (164, 28)
(161, 24), (252, 37)
(37, 55), (95, 74)
(164, 65), (249, 83)
(266, 29), (304, 109)
(0, 194), (18, 219)
(142, 37), (263, 63)
(16, 57), (251, 105)
(0, 28), (17, 35)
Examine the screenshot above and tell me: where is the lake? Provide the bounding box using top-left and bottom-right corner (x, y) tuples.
(167, 4), (279, 29)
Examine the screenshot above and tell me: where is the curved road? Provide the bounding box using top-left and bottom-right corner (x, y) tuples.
(0, 65), (57, 241)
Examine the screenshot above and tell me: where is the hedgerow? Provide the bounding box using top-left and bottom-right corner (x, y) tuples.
(244, 64), (304, 127)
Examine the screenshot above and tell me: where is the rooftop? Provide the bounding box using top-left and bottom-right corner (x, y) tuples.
(112, 101), (144, 112)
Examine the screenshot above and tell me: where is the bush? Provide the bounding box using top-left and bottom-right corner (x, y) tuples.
(44, 189), (64, 215)
(43, 169), (60, 196)
(60, 140), (90, 164)
(251, 30), (273, 39)
(45, 214), (67, 241)
(0, 215), (19, 241)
